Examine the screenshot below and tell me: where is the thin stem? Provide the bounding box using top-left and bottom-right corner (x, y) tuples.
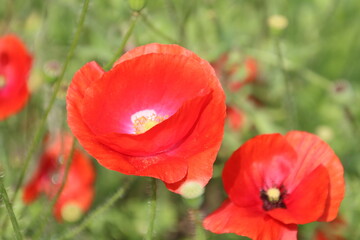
(191, 209), (206, 240)
(140, 14), (178, 43)
(34, 139), (76, 240)
(11, 0), (91, 203)
(0, 175), (23, 240)
(178, 2), (193, 46)
(145, 178), (157, 240)
(0, 0), (14, 34)
(104, 12), (140, 70)
(58, 178), (134, 240)
(247, 48), (331, 88)
(274, 38), (298, 130)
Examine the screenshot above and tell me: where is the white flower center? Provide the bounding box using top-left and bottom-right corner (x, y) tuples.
(131, 109), (168, 134)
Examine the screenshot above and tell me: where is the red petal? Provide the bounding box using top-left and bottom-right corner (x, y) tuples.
(22, 179), (40, 203)
(95, 92), (212, 156)
(223, 134), (298, 208)
(67, 61), (188, 182)
(114, 43), (216, 78)
(54, 185), (94, 221)
(226, 105), (245, 130)
(66, 61), (104, 107)
(203, 200), (297, 240)
(314, 230), (328, 240)
(67, 62), (138, 174)
(0, 35), (32, 119)
(284, 131), (345, 222)
(268, 165), (329, 224)
(81, 54), (215, 135)
(0, 84), (29, 120)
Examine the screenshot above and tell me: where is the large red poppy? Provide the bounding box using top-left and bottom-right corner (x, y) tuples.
(66, 43), (226, 194)
(0, 34), (32, 120)
(203, 131), (345, 240)
(23, 134), (95, 221)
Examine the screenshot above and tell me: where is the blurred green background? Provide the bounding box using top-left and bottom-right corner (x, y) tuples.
(0, 0), (359, 239)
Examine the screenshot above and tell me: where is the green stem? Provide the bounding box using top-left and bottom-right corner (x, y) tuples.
(34, 139), (76, 240)
(145, 178), (157, 240)
(247, 48), (331, 88)
(191, 209), (206, 240)
(58, 178), (134, 240)
(140, 14), (178, 43)
(11, 0), (91, 203)
(105, 12), (140, 70)
(0, 175), (23, 240)
(274, 38), (297, 130)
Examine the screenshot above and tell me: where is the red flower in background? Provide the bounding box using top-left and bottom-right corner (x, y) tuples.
(313, 216), (347, 240)
(0, 35), (32, 120)
(23, 134), (95, 221)
(229, 57), (257, 91)
(204, 131), (345, 240)
(67, 43), (226, 194)
(226, 105), (246, 131)
(211, 52), (258, 91)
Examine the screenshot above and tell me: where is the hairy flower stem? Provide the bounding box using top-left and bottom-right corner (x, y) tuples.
(145, 178), (157, 240)
(105, 12), (140, 70)
(59, 177), (134, 240)
(11, 0), (90, 204)
(193, 209), (206, 240)
(0, 175), (23, 240)
(34, 139), (76, 240)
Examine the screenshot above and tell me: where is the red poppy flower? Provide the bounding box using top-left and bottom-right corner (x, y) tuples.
(229, 57), (258, 91)
(66, 43), (226, 194)
(313, 216), (346, 240)
(203, 131), (345, 240)
(0, 34), (32, 120)
(226, 105), (246, 131)
(23, 134), (95, 221)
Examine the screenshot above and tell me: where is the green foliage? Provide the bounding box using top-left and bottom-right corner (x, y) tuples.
(1, 0), (360, 239)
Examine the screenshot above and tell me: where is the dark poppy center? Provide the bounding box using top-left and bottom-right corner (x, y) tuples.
(260, 186), (287, 211)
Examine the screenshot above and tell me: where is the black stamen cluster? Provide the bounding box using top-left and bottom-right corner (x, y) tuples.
(260, 188), (287, 211)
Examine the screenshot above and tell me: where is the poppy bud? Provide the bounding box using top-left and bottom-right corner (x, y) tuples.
(331, 80), (353, 105)
(268, 14), (288, 36)
(61, 202), (84, 222)
(43, 60), (62, 82)
(180, 181), (205, 199)
(315, 125), (334, 142)
(128, 0), (147, 12)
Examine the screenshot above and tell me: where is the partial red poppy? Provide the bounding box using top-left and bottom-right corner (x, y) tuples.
(313, 216), (347, 240)
(67, 43), (226, 194)
(0, 34), (32, 120)
(210, 52), (229, 79)
(23, 134), (95, 221)
(203, 131), (345, 240)
(229, 57), (258, 91)
(226, 105), (246, 131)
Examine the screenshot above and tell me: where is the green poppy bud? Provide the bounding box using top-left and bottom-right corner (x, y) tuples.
(128, 0), (147, 12)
